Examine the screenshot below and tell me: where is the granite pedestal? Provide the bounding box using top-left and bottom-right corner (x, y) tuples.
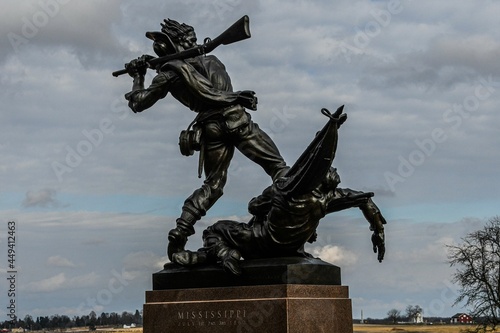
(143, 257), (353, 333)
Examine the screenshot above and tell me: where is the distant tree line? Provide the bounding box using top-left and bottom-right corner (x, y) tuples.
(384, 305), (423, 324)
(0, 310), (142, 331)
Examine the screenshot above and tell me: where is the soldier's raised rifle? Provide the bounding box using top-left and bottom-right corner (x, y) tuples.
(112, 15), (251, 77)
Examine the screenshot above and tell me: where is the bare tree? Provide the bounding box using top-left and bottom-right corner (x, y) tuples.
(387, 309), (401, 324)
(405, 305), (423, 323)
(447, 216), (500, 332)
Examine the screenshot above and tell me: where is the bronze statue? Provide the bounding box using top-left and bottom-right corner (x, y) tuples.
(117, 16), (288, 260)
(114, 17), (387, 276)
(171, 107), (386, 275)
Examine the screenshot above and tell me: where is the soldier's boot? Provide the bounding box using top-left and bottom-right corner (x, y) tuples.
(171, 250), (207, 266)
(167, 208), (200, 260)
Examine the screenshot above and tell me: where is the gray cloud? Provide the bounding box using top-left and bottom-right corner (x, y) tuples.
(358, 35), (500, 91)
(1, 0), (126, 68)
(1, 0), (500, 318)
(47, 255), (77, 268)
(22, 188), (61, 208)
(23, 272), (99, 293)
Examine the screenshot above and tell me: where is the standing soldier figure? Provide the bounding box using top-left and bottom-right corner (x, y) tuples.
(124, 18), (288, 259)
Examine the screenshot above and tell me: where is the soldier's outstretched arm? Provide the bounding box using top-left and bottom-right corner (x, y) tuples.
(325, 188), (373, 213)
(359, 199), (386, 262)
(326, 188), (386, 262)
(125, 70), (175, 113)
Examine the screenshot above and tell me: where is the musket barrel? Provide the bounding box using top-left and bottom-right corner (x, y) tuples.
(112, 15), (251, 77)
(112, 68), (129, 77)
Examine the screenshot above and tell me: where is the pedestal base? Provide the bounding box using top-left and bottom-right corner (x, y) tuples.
(144, 284), (353, 333)
(154, 257), (341, 289)
(144, 258), (352, 332)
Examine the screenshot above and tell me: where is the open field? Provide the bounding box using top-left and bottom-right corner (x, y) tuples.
(105, 326), (464, 333)
(37, 329), (143, 333)
(95, 327), (142, 333)
(85, 329), (142, 333)
(353, 324), (494, 333)
(29, 325), (500, 333)
(92, 327), (488, 333)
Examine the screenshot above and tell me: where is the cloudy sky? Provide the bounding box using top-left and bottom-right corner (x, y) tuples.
(1, 0), (500, 321)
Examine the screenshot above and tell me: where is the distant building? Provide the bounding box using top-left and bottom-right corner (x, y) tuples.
(123, 323), (137, 329)
(450, 313), (473, 324)
(413, 312), (424, 324)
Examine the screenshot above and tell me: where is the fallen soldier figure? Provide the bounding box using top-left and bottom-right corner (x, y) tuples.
(171, 107), (386, 275)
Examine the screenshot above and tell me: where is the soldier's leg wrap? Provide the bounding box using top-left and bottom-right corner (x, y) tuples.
(175, 205), (200, 236)
(168, 120), (233, 260)
(167, 205), (202, 260)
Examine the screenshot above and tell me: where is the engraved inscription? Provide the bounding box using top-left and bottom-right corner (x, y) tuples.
(176, 309), (246, 328)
